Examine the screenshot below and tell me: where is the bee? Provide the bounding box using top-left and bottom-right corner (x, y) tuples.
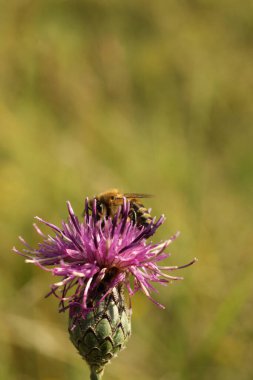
(88, 189), (153, 227)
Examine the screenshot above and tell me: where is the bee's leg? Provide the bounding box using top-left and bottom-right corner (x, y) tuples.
(128, 207), (137, 225)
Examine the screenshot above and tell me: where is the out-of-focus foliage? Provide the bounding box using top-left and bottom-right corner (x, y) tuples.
(0, 1), (253, 379)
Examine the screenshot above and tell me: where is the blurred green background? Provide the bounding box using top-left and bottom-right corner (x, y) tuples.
(1, 1), (253, 379)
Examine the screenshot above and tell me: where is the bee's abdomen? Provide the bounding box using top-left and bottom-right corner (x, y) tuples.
(129, 202), (152, 227)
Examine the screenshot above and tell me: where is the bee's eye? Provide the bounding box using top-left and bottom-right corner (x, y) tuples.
(111, 196), (116, 200)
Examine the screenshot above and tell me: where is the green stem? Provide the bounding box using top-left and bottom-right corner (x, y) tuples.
(90, 368), (104, 380)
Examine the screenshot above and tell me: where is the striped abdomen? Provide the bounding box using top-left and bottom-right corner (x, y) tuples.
(129, 202), (153, 227)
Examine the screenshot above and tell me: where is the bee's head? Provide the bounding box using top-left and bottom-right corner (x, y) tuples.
(99, 190), (121, 209)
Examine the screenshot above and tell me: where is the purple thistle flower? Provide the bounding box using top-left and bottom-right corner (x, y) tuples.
(14, 196), (197, 379)
(13, 198), (196, 318)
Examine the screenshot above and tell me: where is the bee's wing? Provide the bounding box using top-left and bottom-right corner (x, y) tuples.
(122, 193), (153, 199)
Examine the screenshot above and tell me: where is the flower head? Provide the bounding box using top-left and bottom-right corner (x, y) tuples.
(13, 197), (195, 318)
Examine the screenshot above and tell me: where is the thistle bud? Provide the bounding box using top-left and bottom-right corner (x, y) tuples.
(69, 286), (131, 378)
